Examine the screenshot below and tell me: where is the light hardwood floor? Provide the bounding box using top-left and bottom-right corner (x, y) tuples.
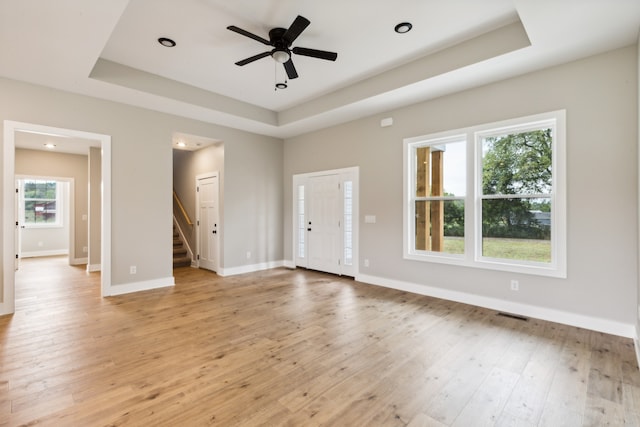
(1, 256), (639, 426)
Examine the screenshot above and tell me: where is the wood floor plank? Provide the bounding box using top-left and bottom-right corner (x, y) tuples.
(1, 256), (639, 426)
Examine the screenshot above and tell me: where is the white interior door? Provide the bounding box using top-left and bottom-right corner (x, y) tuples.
(307, 174), (341, 274)
(197, 174), (219, 272)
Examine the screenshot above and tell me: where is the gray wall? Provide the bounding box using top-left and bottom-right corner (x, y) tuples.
(284, 46), (639, 326)
(172, 136), (284, 270)
(15, 148), (88, 261)
(0, 77), (283, 298)
(224, 136), (283, 268)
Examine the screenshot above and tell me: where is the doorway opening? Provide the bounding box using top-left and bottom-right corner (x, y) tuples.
(172, 132), (223, 274)
(2, 121), (112, 315)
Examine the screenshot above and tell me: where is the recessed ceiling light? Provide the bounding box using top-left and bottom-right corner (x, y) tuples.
(177, 141), (186, 148)
(44, 143), (56, 149)
(394, 22), (413, 34)
(158, 37), (176, 47)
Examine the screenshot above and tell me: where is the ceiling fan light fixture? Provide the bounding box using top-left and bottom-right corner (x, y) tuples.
(158, 37), (176, 47)
(275, 82), (288, 90)
(394, 22), (413, 34)
(272, 49), (291, 64)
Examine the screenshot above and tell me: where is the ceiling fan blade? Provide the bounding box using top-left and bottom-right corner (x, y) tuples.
(235, 51), (272, 66)
(283, 15), (310, 45)
(227, 25), (271, 46)
(292, 47), (337, 61)
(283, 59), (299, 79)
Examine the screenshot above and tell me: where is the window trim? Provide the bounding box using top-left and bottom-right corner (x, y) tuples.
(403, 110), (566, 278)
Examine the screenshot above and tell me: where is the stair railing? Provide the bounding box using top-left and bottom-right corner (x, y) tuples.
(173, 190), (193, 226)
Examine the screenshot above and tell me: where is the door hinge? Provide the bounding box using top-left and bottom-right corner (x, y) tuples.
(15, 188), (19, 194)
(197, 187), (199, 192)
(197, 254), (200, 260)
(16, 254), (19, 259)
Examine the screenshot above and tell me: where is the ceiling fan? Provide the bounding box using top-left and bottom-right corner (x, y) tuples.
(227, 15), (338, 80)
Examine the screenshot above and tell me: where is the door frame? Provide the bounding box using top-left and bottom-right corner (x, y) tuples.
(195, 172), (219, 272)
(2, 121), (111, 315)
(292, 166), (359, 276)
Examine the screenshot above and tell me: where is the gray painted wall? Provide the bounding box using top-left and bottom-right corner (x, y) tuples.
(172, 135), (284, 270)
(284, 46), (639, 326)
(0, 77), (283, 297)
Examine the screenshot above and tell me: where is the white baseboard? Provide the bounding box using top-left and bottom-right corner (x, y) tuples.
(0, 300), (13, 316)
(218, 260), (285, 277)
(70, 257), (88, 265)
(21, 249), (68, 258)
(283, 260), (296, 269)
(356, 273), (636, 339)
(105, 276), (174, 296)
(86, 264), (101, 272)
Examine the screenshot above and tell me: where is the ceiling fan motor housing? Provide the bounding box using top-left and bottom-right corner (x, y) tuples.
(269, 28), (291, 61)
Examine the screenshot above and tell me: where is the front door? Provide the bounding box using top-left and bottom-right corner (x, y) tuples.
(197, 174), (218, 272)
(294, 167), (358, 277)
(307, 174), (341, 275)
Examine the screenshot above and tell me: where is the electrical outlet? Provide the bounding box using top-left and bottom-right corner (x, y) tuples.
(510, 280), (519, 291)
(637, 306), (640, 321)
(364, 259), (370, 267)
(130, 266), (137, 274)
(83, 246), (88, 253)
(246, 251), (251, 259)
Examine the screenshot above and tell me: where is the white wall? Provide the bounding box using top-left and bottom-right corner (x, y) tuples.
(0, 77), (283, 303)
(284, 46), (639, 335)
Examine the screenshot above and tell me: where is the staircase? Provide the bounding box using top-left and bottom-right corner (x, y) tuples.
(173, 225), (191, 268)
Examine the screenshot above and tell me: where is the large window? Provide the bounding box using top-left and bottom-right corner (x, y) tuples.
(404, 111), (566, 277)
(21, 179), (63, 227)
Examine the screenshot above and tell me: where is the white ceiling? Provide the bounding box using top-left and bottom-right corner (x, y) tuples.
(14, 131), (100, 156)
(1, 0), (639, 141)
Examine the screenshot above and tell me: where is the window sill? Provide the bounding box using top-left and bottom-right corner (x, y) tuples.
(404, 252), (566, 278)
(23, 224), (64, 230)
